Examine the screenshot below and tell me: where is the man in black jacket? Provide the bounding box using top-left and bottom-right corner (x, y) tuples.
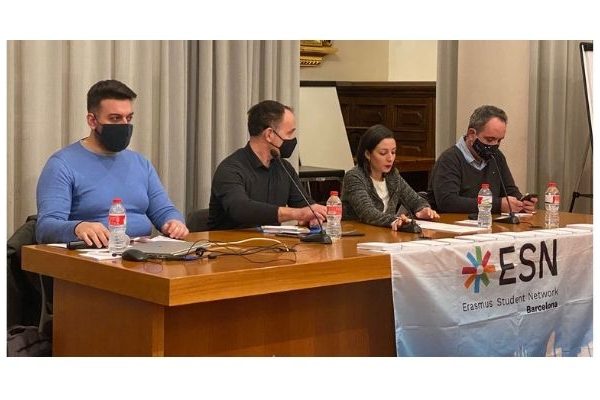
(208, 100), (327, 230)
(428, 105), (538, 214)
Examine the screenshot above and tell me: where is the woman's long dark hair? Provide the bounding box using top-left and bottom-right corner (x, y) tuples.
(356, 124), (395, 177)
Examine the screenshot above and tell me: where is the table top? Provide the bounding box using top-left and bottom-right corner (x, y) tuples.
(22, 212), (592, 307)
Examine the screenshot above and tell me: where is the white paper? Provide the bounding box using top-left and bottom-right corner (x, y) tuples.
(552, 228), (593, 235)
(356, 242), (403, 252)
(135, 236), (185, 243)
(565, 224), (593, 231)
(454, 234), (500, 242)
(494, 231), (539, 239)
(454, 220), (480, 226)
(78, 250), (121, 260)
(408, 240), (449, 246)
(436, 237), (474, 244)
(261, 225), (310, 234)
(357, 241), (434, 253)
(415, 220), (489, 234)
(500, 212), (536, 218)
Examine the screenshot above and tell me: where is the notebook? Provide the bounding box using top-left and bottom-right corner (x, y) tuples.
(129, 240), (209, 257)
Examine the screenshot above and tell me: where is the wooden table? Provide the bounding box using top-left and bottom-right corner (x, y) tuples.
(22, 212), (592, 356)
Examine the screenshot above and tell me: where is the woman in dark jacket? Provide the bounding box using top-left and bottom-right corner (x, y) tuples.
(342, 124), (439, 230)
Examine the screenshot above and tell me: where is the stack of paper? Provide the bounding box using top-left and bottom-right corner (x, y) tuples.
(435, 237), (474, 244)
(494, 231), (539, 239)
(357, 242), (403, 252)
(357, 241), (431, 253)
(415, 220), (489, 234)
(454, 233), (501, 242)
(565, 224), (593, 231)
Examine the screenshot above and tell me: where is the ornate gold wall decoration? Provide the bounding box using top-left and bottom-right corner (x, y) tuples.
(300, 40), (337, 67)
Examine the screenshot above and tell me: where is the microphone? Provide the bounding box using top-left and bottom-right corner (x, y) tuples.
(269, 149), (332, 244)
(489, 153), (520, 224)
(396, 208), (422, 234)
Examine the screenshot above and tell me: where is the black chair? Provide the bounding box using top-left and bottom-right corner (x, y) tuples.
(7, 215), (53, 333)
(186, 208), (210, 232)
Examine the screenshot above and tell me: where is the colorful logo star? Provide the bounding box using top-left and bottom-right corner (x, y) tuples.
(462, 246), (495, 293)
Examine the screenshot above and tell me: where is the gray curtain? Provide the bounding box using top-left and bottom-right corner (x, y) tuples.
(527, 41), (593, 213)
(435, 40), (459, 156)
(6, 40), (299, 235)
(185, 40), (300, 214)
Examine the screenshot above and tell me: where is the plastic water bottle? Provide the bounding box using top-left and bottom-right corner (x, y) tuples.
(326, 190), (342, 241)
(544, 182), (560, 228)
(477, 183), (493, 229)
(108, 197), (128, 254)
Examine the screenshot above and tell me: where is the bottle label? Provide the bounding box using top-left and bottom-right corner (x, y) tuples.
(545, 194), (560, 204)
(327, 205), (342, 216)
(477, 195), (492, 206)
(108, 214), (126, 225)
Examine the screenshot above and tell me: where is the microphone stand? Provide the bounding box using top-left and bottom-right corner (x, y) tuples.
(270, 150), (332, 244)
(489, 153), (520, 224)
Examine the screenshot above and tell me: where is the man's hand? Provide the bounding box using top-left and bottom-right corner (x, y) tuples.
(501, 196), (524, 213)
(161, 220), (189, 239)
(278, 204), (327, 225)
(296, 204), (327, 225)
(74, 221), (110, 248)
(521, 197), (538, 213)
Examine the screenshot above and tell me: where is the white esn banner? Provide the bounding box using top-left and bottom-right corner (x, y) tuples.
(390, 231), (593, 356)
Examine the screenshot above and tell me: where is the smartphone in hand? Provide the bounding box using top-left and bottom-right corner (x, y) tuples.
(520, 193), (538, 202)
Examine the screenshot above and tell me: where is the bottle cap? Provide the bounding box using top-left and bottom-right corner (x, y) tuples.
(112, 197), (122, 203)
(548, 182), (556, 187)
(481, 183), (490, 189)
(330, 191), (338, 196)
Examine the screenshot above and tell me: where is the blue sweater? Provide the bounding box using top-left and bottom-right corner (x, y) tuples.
(36, 141), (184, 243)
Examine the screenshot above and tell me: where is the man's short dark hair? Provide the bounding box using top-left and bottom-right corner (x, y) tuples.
(87, 80), (137, 113)
(247, 100), (293, 136)
(468, 105), (508, 132)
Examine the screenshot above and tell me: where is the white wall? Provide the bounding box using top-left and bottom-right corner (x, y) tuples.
(456, 41), (530, 191)
(388, 41), (437, 81)
(300, 41), (389, 81)
(300, 40), (437, 82)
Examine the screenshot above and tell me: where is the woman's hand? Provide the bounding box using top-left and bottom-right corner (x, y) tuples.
(415, 207), (439, 220)
(391, 214), (410, 231)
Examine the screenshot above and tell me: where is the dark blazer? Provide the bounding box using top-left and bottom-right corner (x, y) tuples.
(341, 166), (429, 227)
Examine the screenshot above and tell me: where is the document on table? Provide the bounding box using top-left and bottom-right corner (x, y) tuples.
(261, 225), (311, 234)
(356, 242), (404, 252)
(76, 249), (120, 260)
(454, 233), (501, 242)
(499, 212), (535, 218)
(357, 240), (442, 253)
(415, 220), (489, 234)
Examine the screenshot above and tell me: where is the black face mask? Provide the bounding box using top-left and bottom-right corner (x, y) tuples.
(272, 129), (297, 159)
(95, 122), (133, 153)
(472, 138), (499, 161)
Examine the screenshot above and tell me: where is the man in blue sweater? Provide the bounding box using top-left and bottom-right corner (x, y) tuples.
(36, 79), (188, 247)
